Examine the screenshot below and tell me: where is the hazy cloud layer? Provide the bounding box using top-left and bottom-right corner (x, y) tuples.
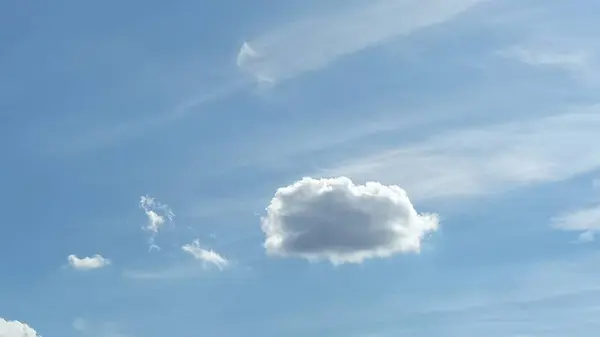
(72, 317), (130, 337)
(261, 176), (439, 264)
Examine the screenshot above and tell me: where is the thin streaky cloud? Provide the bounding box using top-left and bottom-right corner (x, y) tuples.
(47, 80), (247, 154)
(551, 204), (600, 242)
(500, 45), (591, 79)
(319, 105), (600, 200)
(237, 0), (488, 83)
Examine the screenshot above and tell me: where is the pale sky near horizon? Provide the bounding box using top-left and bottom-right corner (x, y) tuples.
(2, 1), (600, 336)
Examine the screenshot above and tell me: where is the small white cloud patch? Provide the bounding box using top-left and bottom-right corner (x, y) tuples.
(182, 240), (229, 270)
(504, 46), (589, 69)
(261, 176), (439, 264)
(0, 318), (40, 337)
(139, 195), (174, 249)
(68, 254), (111, 270)
(551, 204), (600, 242)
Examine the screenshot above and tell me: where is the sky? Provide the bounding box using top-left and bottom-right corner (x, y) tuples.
(2, 0), (600, 336)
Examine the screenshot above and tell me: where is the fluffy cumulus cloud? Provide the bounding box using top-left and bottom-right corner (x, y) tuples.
(139, 195), (175, 249)
(68, 254), (111, 270)
(261, 176), (439, 264)
(182, 240), (229, 270)
(0, 318), (40, 337)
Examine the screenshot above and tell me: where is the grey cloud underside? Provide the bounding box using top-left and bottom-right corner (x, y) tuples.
(261, 177), (439, 264)
(279, 200), (404, 254)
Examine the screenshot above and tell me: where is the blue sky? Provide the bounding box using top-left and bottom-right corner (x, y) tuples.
(2, 0), (600, 336)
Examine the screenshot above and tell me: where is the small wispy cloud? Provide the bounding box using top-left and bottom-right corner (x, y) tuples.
(500, 44), (593, 84)
(182, 239), (229, 270)
(502, 46), (589, 70)
(67, 254), (111, 271)
(551, 204), (600, 242)
(139, 195), (175, 250)
(237, 0), (486, 83)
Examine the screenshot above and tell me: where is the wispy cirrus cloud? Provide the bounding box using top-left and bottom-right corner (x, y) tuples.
(272, 250), (600, 337)
(319, 106), (600, 201)
(40, 0), (492, 155)
(552, 204), (600, 242)
(499, 43), (595, 85)
(237, 0), (487, 83)
(503, 46), (589, 69)
(49, 81), (246, 154)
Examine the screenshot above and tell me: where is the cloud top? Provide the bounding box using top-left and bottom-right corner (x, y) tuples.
(0, 318), (40, 337)
(261, 176), (439, 264)
(67, 254), (111, 270)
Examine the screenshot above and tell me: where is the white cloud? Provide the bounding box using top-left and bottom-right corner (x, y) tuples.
(320, 107), (600, 201)
(551, 204), (600, 242)
(182, 239), (229, 270)
(503, 46), (589, 70)
(0, 318), (40, 337)
(139, 195), (174, 250)
(500, 44), (595, 84)
(237, 0), (485, 83)
(68, 254), (111, 270)
(261, 176), (439, 264)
